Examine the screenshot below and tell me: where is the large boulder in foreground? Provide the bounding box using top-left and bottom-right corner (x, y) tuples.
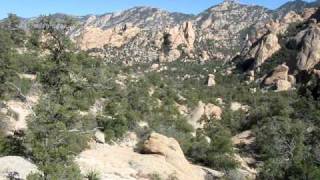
(75, 133), (223, 180)
(0, 156), (39, 179)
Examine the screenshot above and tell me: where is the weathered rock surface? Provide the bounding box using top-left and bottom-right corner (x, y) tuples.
(246, 29), (281, 68)
(196, 0), (271, 59)
(75, 133), (223, 180)
(78, 25), (141, 50)
(0, 156), (39, 180)
(296, 23), (320, 71)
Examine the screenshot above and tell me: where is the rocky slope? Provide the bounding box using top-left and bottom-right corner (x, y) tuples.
(275, 0), (320, 18)
(235, 5), (320, 93)
(79, 7), (193, 30)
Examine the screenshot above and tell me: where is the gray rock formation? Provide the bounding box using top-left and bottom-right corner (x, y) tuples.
(246, 29), (281, 68)
(296, 23), (320, 71)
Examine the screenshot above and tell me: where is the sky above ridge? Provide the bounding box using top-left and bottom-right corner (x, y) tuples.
(0, 0), (315, 19)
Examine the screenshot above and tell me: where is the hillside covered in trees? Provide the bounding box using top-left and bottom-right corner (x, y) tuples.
(1, 1), (320, 180)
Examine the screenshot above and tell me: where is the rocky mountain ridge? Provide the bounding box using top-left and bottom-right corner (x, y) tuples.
(12, 0), (320, 64)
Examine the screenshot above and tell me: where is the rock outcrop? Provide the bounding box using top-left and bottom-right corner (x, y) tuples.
(75, 133), (223, 180)
(296, 22), (320, 71)
(204, 103), (222, 120)
(207, 74), (216, 87)
(0, 156), (40, 179)
(264, 64), (289, 85)
(188, 101), (222, 129)
(159, 21), (196, 62)
(78, 25), (141, 50)
(263, 64), (294, 91)
(245, 27), (281, 68)
(196, 0), (271, 59)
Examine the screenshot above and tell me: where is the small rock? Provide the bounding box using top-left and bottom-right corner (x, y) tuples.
(207, 74), (216, 87)
(94, 130), (105, 144)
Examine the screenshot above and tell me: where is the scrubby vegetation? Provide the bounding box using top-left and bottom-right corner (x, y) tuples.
(0, 13), (320, 180)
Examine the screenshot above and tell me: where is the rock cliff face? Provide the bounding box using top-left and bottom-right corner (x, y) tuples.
(296, 22), (320, 71)
(195, 1), (271, 58)
(18, 1), (320, 64)
(238, 5), (320, 74)
(245, 29), (281, 68)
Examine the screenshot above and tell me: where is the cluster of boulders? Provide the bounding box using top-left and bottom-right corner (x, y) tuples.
(263, 64), (295, 91)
